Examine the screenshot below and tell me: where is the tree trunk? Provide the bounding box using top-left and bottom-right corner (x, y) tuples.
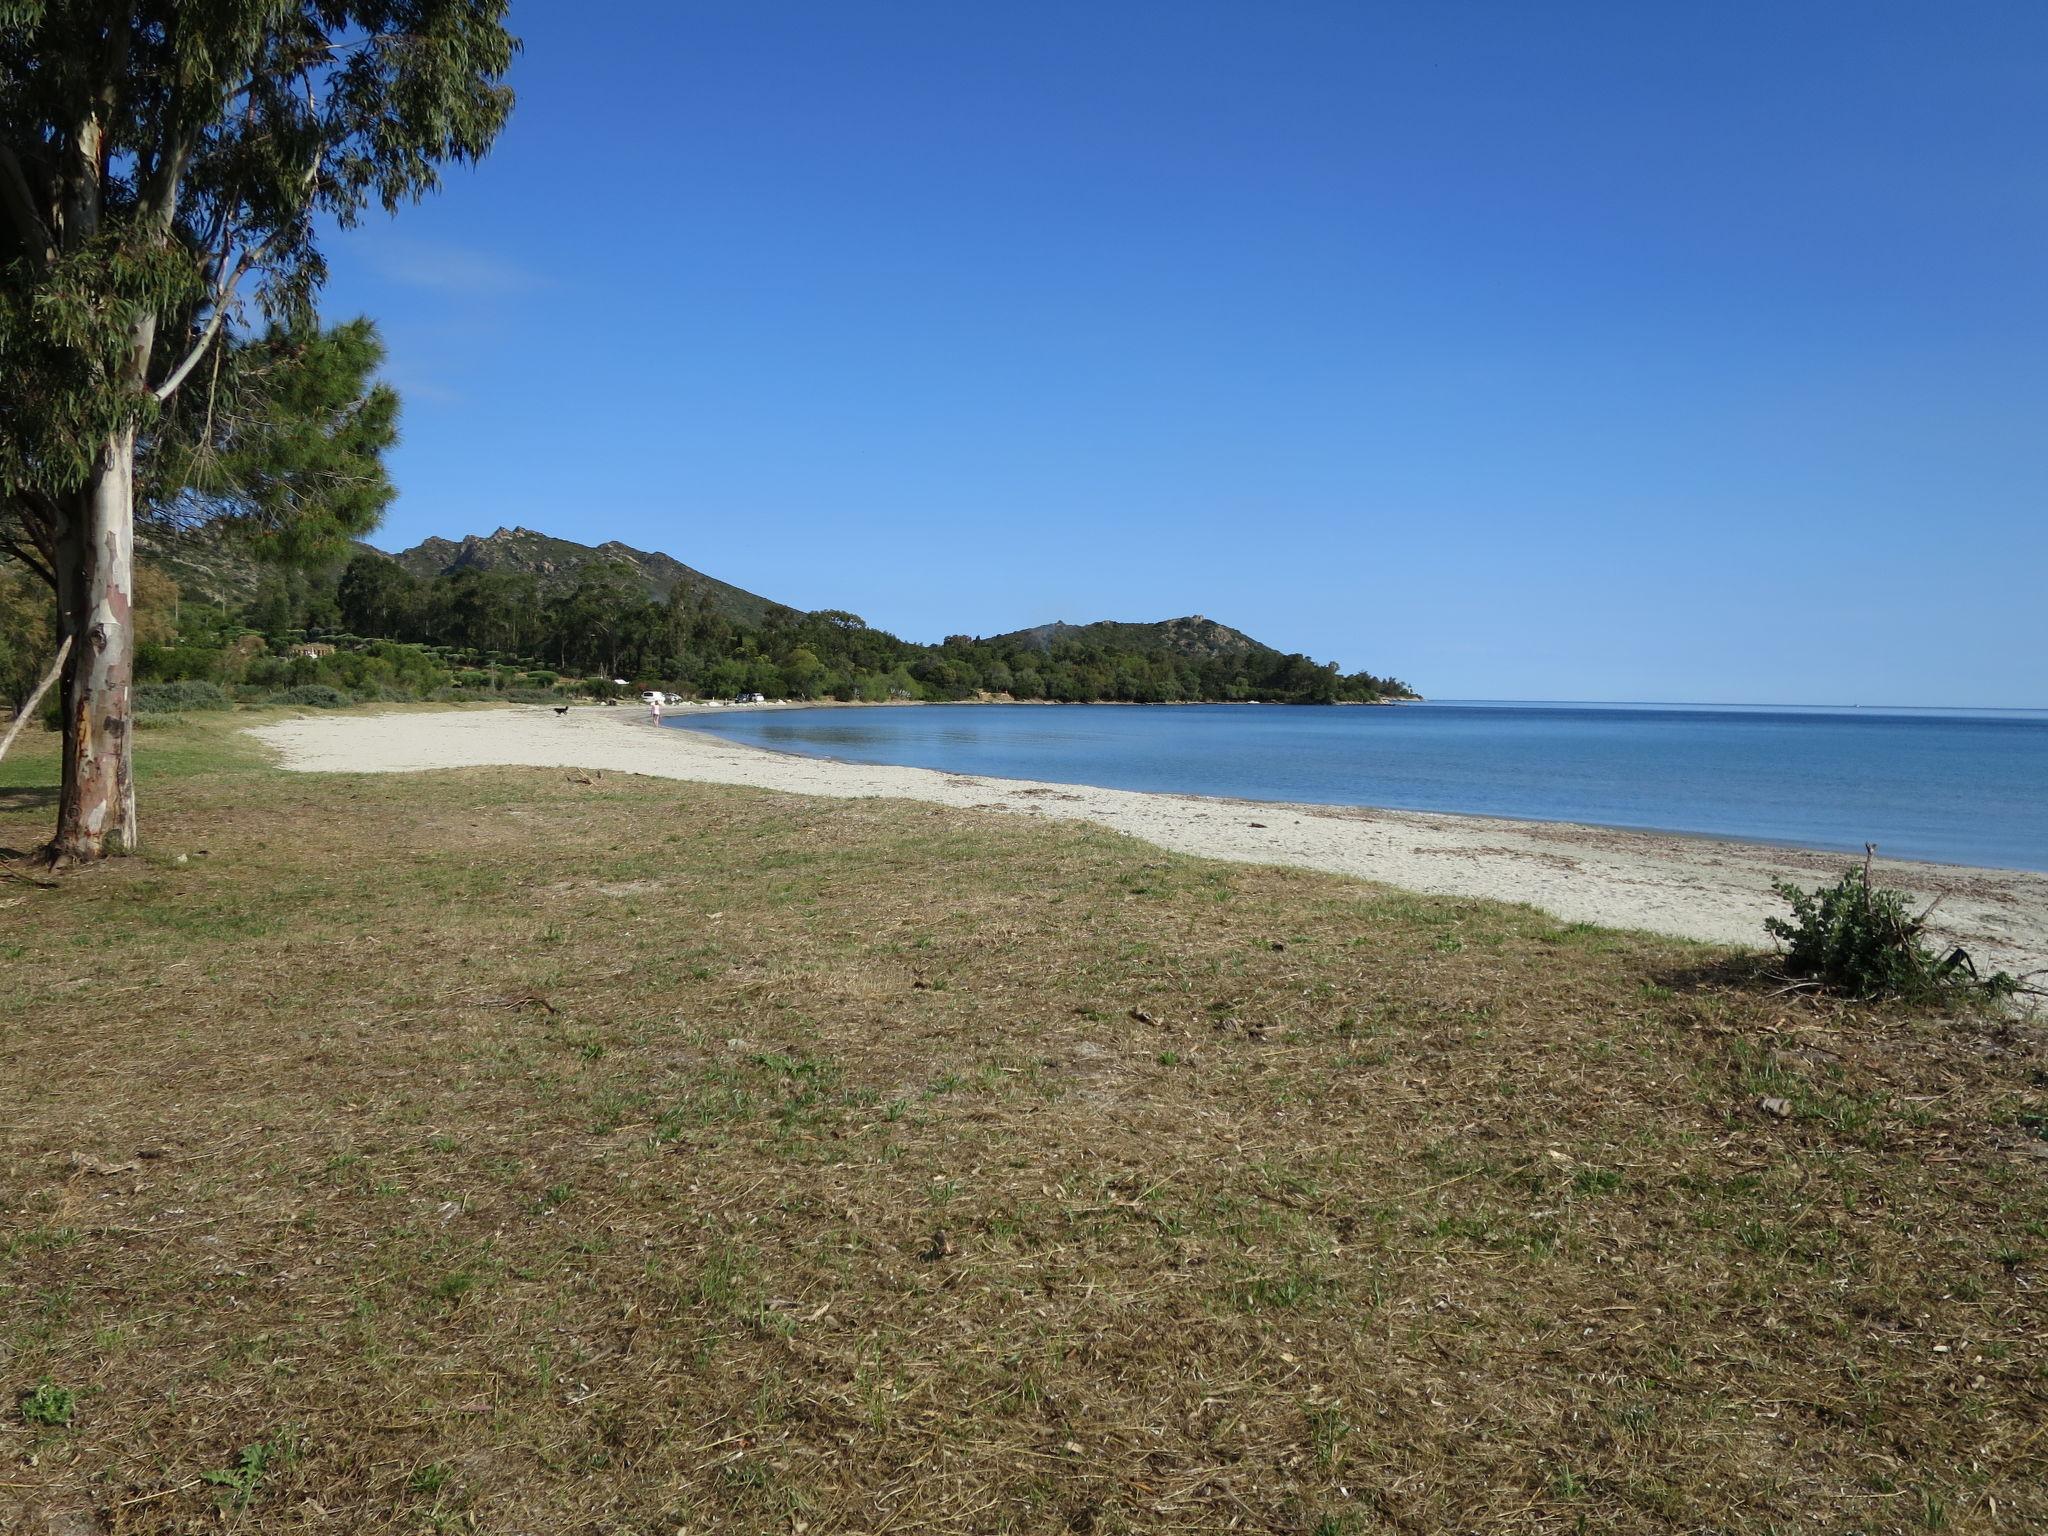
(49, 427), (140, 862)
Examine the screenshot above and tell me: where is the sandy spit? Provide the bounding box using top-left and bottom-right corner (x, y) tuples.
(247, 706), (2048, 976)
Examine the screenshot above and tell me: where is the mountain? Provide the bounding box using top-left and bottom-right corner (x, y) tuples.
(135, 522), (268, 608)
(989, 615), (1274, 660)
(112, 519), (1412, 697)
(386, 526), (786, 625)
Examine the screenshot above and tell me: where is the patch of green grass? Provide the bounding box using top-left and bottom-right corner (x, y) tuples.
(18, 1379), (75, 1427)
(409, 1461), (453, 1495)
(1232, 1268), (1328, 1312)
(201, 1429), (298, 1509)
(1307, 1402), (1353, 1469)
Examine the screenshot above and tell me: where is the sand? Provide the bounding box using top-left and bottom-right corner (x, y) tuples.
(247, 705), (2048, 977)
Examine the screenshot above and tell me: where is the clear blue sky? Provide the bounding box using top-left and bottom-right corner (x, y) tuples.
(321, 2), (2048, 706)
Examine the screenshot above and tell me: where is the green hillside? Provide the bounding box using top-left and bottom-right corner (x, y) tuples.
(388, 526), (785, 626)
(991, 615), (1274, 660)
(32, 519), (1416, 706)
(134, 523), (269, 609)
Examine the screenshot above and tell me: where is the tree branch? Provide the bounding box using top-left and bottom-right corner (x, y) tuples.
(0, 637), (71, 767)
(138, 133), (192, 238)
(152, 249), (257, 403)
(19, 486), (61, 550)
(0, 532), (58, 591)
(136, 11), (205, 239)
(0, 144), (56, 264)
(4, 485), (61, 585)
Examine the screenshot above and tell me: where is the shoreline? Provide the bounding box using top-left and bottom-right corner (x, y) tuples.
(666, 715), (2047, 878)
(246, 706), (2048, 976)
(649, 694), (1420, 710)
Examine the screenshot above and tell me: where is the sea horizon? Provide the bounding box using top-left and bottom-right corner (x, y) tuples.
(1429, 698), (2048, 717)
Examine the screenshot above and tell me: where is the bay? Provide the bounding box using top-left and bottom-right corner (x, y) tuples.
(667, 700), (2048, 872)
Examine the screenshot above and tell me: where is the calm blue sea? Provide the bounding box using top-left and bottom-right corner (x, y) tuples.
(666, 701), (2048, 872)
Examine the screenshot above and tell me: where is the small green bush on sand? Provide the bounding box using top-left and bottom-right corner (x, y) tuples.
(1766, 847), (2019, 1003)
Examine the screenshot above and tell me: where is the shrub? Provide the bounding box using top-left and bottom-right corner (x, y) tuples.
(1766, 847), (2018, 1002)
(134, 680), (231, 714)
(136, 642), (228, 684)
(266, 684), (352, 709)
(243, 655), (287, 688)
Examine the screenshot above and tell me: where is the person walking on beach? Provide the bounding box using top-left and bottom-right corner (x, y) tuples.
(648, 696), (663, 726)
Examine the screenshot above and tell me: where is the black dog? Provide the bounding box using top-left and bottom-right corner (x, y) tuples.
(553, 705), (570, 717)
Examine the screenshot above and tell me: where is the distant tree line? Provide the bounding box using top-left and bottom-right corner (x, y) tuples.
(5, 544), (1415, 714)
(5, 545), (1414, 712)
(320, 555), (1414, 704)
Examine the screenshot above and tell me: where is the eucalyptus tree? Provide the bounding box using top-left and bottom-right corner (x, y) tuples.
(335, 548), (420, 639)
(544, 562), (642, 677)
(0, 2), (516, 861)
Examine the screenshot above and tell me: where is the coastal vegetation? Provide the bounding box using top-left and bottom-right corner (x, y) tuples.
(3, 716), (2043, 1530)
(329, 543), (1414, 704)
(4, 527), (1416, 724)
(1768, 848), (2024, 1003)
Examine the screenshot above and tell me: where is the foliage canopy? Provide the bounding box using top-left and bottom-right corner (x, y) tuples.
(1, 1), (512, 503)
(0, 0), (515, 856)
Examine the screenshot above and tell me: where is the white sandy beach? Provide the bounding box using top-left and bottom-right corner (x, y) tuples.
(248, 706), (2048, 977)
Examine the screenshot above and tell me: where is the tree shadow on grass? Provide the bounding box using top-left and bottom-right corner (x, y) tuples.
(1652, 952), (1782, 997)
(0, 786), (58, 815)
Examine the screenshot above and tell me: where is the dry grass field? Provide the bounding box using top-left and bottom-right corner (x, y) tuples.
(2, 714), (2044, 1534)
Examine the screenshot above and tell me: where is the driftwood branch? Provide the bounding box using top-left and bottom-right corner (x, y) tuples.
(0, 634), (71, 766)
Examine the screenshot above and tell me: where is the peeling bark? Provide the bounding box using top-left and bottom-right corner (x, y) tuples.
(49, 427), (140, 862)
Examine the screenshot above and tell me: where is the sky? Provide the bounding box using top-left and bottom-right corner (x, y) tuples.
(319, 2), (2048, 707)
